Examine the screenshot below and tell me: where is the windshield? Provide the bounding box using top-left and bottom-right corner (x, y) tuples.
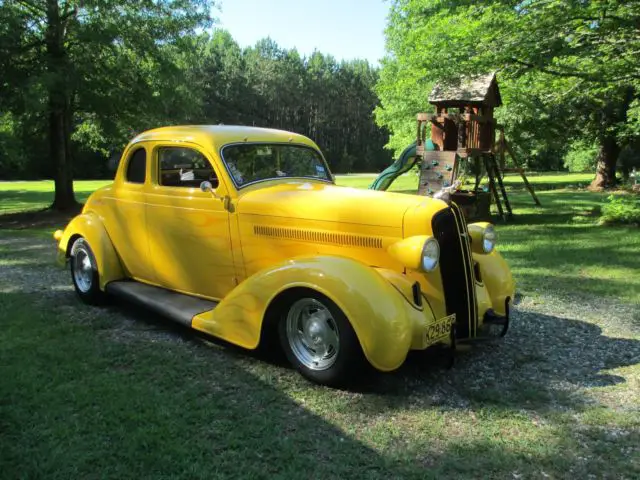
(221, 143), (332, 187)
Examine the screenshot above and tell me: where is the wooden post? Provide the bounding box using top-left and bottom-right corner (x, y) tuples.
(473, 157), (483, 192)
(490, 154), (513, 216)
(457, 117), (467, 150)
(483, 154), (504, 220)
(452, 153), (461, 183)
(498, 129), (506, 170)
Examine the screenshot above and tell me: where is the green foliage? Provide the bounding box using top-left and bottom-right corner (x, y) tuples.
(0, 113), (27, 174)
(618, 144), (640, 179)
(0, 0), (216, 184)
(0, 16), (391, 180)
(199, 32), (392, 173)
(600, 194), (640, 225)
(377, 0), (640, 177)
(563, 140), (598, 173)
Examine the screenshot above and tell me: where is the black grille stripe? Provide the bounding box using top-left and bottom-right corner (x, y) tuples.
(431, 205), (478, 339)
(450, 203), (478, 337)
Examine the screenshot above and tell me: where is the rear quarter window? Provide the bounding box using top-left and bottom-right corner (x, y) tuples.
(126, 148), (147, 184)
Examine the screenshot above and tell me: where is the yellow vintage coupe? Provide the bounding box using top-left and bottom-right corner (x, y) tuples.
(54, 126), (515, 386)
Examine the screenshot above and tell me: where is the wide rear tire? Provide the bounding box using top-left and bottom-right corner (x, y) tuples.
(69, 237), (106, 305)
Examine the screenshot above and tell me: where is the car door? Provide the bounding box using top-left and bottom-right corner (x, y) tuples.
(145, 142), (237, 300)
(101, 144), (154, 282)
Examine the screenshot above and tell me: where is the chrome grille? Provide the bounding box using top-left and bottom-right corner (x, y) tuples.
(431, 204), (478, 338)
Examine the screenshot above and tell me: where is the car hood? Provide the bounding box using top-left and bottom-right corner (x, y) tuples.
(236, 180), (442, 229)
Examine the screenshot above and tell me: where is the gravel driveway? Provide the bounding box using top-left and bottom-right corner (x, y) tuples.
(2, 233), (638, 408)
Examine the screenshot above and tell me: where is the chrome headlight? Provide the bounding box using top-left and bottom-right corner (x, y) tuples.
(421, 237), (440, 271)
(482, 225), (497, 253)
(387, 235), (440, 272)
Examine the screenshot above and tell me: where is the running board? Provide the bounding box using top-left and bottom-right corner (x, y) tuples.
(105, 280), (217, 327)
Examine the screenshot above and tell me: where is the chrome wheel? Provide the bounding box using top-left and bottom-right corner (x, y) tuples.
(285, 298), (340, 371)
(72, 244), (94, 293)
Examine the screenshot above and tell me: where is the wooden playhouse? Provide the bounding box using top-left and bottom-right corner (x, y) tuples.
(415, 73), (540, 221)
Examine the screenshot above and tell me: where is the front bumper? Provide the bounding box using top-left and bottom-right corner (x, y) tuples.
(479, 296), (512, 338)
(460, 295), (519, 344)
(411, 293), (518, 353)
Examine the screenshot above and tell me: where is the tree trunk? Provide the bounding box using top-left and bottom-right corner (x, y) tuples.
(46, 0), (77, 211)
(589, 87), (634, 191)
(589, 135), (620, 190)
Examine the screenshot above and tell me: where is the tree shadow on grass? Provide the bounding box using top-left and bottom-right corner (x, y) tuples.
(0, 186), (97, 216)
(102, 295), (640, 478)
(0, 290), (426, 479)
(0, 206), (80, 230)
(0, 189), (55, 213)
(2, 200), (638, 477)
(3, 265), (640, 479)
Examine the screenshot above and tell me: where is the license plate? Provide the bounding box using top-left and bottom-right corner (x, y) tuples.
(425, 314), (456, 345)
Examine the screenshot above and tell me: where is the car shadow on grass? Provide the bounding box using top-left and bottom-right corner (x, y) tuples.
(352, 307), (640, 412)
(106, 289), (640, 417)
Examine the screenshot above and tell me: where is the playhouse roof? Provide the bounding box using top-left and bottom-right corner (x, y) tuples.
(428, 72), (502, 107)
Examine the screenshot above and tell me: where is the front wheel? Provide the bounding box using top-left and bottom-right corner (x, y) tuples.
(69, 237), (105, 305)
(278, 291), (365, 387)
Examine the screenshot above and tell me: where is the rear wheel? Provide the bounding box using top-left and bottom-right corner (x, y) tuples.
(278, 291), (365, 387)
(70, 237), (105, 305)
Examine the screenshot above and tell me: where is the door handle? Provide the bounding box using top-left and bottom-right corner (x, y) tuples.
(222, 196), (234, 213)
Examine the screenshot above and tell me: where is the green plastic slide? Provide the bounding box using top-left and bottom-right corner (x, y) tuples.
(369, 139), (435, 191)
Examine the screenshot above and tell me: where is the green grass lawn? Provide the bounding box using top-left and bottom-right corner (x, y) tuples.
(498, 191), (640, 304)
(337, 171), (595, 192)
(2, 173), (635, 303)
(0, 172), (594, 214)
(1, 175), (638, 478)
(0, 180), (111, 214)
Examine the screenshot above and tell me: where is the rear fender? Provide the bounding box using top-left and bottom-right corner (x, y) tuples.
(191, 256), (414, 372)
(473, 250), (515, 316)
(55, 213), (125, 290)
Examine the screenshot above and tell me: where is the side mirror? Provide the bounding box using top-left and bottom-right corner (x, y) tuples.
(200, 180), (214, 193)
(200, 180), (221, 200)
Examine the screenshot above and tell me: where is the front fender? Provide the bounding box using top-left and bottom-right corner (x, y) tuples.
(54, 213), (125, 290)
(473, 250), (515, 316)
(191, 256), (414, 372)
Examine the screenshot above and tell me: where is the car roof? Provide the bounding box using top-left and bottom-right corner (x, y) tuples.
(129, 125), (318, 151)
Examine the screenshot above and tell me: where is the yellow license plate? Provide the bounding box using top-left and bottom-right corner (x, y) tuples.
(426, 314), (456, 345)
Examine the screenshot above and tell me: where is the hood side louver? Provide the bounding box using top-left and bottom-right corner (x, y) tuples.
(254, 225), (382, 249)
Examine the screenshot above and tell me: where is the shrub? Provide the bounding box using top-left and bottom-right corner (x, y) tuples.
(618, 144), (640, 180)
(563, 139), (598, 173)
(600, 194), (640, 225)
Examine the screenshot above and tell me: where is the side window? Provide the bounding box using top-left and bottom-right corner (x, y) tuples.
(158, 147), (218, 188)
(126, 148), (147, 184)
